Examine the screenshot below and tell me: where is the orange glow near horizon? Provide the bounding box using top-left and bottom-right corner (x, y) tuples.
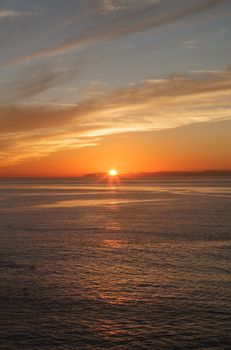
(0, 120), (230, 177)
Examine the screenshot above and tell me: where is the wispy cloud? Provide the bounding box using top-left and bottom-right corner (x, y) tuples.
(97, 0), (163, 14)
(0, 68), (230, 166)
(0, 62), (81, 102)
(97, 0), (127, 14)
(0, 9), (33, 19)
(0, 0), (228, 66)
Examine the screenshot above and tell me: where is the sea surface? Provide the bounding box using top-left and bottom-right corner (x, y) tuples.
(0, 177), (231, 350)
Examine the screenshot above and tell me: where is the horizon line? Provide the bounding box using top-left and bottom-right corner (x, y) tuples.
(1, 169), (231, 179)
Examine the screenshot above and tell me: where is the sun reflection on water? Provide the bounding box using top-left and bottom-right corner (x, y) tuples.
(101, 239), (124, 248)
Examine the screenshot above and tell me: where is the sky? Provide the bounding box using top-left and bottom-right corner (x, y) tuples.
(0, 0), (230, 176)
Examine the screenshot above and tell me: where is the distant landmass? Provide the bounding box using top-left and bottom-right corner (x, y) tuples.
(1, 170), (231, 179)
(82, 170), (231, 180)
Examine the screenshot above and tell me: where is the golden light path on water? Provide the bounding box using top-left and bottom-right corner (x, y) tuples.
(0, 177), (231, 348)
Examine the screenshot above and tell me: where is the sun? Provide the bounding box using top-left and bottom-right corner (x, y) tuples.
(108, 169), (118, 176)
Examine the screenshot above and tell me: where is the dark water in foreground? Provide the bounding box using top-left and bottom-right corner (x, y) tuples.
(0, 178), (231, 350)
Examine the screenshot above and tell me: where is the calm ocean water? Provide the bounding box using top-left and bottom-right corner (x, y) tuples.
(0, 178), (231, 350)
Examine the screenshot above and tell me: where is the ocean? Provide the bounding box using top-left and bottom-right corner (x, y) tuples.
(0, 178), (230, 349)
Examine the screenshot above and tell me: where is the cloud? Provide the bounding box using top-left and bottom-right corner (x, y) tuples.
(0, 9), (33, 19)
(0, 62), (81, 102)
(0, 106), (74, 133)
(0, 0), (228, 66)
(0, 68), (230, 166)
(97, 0), (127, 14)
(97, 0), (163, 14)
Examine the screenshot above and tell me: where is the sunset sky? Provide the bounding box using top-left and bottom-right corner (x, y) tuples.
(0, 0), (230, 176)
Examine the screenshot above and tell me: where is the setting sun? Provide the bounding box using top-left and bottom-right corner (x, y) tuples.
(108, 169), (118, 176)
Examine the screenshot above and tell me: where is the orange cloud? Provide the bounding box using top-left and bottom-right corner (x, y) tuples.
(0, 69), (230, 167)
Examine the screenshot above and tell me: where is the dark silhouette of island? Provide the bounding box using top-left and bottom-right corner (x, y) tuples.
(1, 170), (231, 179)
(81, 170), (231, 180)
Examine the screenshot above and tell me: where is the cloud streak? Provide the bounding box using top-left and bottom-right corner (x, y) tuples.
(0, 0), (229, 67)
(0, 62), (81, 102)
(0, 69), (230, 166)
(0, 9), (33, 19)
